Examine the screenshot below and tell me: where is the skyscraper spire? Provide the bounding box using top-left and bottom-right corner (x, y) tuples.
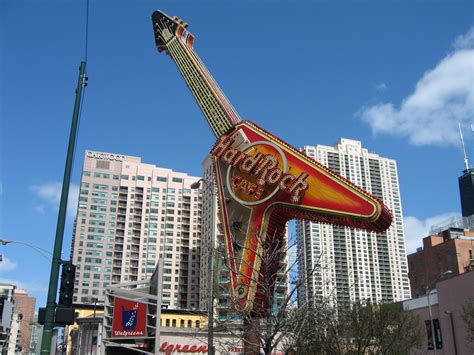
(459, 122), (470, 171)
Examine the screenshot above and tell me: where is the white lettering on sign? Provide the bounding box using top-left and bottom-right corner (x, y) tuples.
(86, 151), (125, 162)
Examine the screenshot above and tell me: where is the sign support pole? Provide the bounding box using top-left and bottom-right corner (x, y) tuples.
(40, 61), (87, 353)
(155, 258), (163, 353)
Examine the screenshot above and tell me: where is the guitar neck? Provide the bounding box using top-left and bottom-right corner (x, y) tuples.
(164, 33), (241, 137)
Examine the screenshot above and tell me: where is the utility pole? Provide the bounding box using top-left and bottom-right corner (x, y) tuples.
(40, 61), (87, 353)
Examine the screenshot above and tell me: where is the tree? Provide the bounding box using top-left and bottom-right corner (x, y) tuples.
(212, 230), (322, 355)
(293, 300), (422, 354)
(462, 297), (474, 347)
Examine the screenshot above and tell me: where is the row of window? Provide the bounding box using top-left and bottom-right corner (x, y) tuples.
(84, 171), (186, 184)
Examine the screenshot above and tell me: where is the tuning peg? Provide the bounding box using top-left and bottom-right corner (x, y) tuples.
(172, 15), (189, 28)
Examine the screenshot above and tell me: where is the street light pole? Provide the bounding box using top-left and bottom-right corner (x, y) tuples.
(427, 288), (437, 355)
(191, 178), (215, 355)
(40, 61), (87, 354)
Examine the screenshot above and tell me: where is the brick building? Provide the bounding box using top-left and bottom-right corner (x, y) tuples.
(13, 289), (36, 354)
(407, 227), (474, 297)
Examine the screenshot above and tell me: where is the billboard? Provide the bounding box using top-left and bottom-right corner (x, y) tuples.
(112, 298), (147, 338)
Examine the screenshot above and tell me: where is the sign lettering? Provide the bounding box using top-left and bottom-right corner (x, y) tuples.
(86, 151), (126, 162)
(211, 136), (309, 204)
(159, 342), (208, 353)
(112, 298), (147, 338)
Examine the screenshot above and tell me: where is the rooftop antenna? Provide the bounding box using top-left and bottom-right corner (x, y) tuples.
(459, 122), (470, 171)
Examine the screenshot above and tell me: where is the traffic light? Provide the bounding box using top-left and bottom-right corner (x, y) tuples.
(58, 262), (76, 307)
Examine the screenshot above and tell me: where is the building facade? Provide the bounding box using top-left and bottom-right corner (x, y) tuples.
(297, 138), (411, 307)
(12, 289), (36, 354)
(407, 227), (474, 297)
(459, 168), (474, 222)
(71, 150), (203, 309)
(403, 271), (474, 355)
(0, 283), (16, 351)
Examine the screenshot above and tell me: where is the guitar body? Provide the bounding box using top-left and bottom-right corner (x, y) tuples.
(211, 121), (391, 313)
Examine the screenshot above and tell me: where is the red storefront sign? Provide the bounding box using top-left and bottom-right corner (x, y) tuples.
(112, 298), (147, 337)
(159, 342), (208, 353)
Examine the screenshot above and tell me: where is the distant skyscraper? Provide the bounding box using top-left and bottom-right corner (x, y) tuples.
(459, 168), (474, 218)
(71, 150), (203, 309)
(297, 138), (410, 306)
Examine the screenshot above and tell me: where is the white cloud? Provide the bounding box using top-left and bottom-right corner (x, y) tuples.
(29, 182), (79, 219)
(453, 26), (474, 50)
(374, 83), (387, 91)
(0, 256), (17, 272)
(360, 27), (474, 146)
(0, 277), (47, 293)
(404, 212), (460, 254)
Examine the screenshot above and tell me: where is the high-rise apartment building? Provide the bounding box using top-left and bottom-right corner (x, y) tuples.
(71, 150), (203, 309)
(297, 138), (410, 306)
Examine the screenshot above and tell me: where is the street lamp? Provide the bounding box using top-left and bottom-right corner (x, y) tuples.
(426, 270), (453, 354)
(426, 288), (437, 354)
(191, 178), (215, 355)
(0, 238), (53, 261)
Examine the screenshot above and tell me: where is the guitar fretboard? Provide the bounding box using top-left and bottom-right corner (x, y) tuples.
(165, 34), (241, 137)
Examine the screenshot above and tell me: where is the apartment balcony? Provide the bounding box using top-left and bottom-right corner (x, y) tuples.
(116, 223), (125, 230)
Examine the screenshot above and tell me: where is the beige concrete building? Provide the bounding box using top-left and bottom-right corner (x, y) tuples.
(71, 150), (203, 309)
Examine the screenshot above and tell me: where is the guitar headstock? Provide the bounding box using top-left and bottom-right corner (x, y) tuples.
(152, 10), (193, 53)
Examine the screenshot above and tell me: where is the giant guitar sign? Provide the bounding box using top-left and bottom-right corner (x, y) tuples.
(152, 11), (392, 314)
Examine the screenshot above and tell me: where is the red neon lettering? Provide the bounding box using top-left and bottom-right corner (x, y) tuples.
(189, 345), (198, 352)
(212, 137), (234, 158)
(266, 167), (283, 185)
(279, 174), (295, 192)
(253, 154), (278, 186)
(240, 153), (263, 173)
(289, 172), (309, 203)
(222, 148), (240, 165)
(182, 344), (189, 352)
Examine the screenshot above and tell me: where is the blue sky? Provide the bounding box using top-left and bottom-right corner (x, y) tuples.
(1, 1), (473, 307)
